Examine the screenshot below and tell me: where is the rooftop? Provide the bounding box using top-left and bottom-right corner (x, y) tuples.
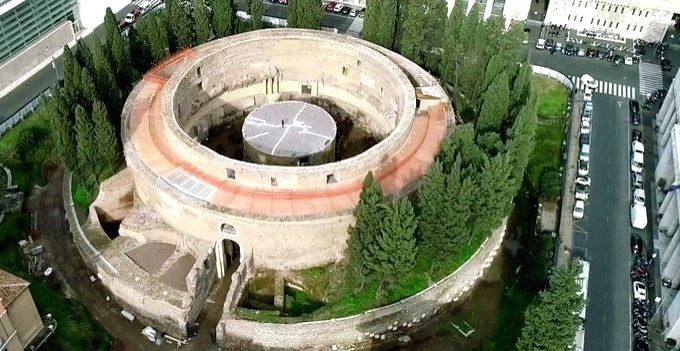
(0, 269), (30, 307)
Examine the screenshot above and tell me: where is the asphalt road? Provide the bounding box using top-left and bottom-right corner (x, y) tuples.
(233, 0), (356, 31)
(575, 94), (632, 350)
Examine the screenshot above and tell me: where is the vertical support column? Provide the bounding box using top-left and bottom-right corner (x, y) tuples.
(483, 0), (494, 20)
(216, 241), (225, 279)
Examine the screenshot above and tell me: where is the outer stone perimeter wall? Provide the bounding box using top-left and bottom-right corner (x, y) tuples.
(217, 218), (507, 350)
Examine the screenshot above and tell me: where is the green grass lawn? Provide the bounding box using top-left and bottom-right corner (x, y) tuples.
(527, 75), (570, 196)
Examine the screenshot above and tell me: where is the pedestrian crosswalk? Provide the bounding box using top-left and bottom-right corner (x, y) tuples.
(639, 62), (664, 96)
(569, 76), (637, 99)
(346, 18), (363, 37)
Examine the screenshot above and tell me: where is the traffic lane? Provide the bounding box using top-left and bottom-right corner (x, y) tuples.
(530, 49), (638, 87)
(582, 93), (631, 351)
(0, 4), (137, 122)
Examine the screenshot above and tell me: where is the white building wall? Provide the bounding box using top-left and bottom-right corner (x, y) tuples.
(544, 0), (675, 42)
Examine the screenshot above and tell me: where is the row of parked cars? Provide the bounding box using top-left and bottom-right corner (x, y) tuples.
(629, 100), (648, 230)
(536, 39), (633, 65)
(573, 90), (593, 219)
(323, 1), (364, 17)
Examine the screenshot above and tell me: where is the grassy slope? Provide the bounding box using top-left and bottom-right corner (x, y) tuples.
(0, 110), (113, 351)
(527, 75), (570, 189)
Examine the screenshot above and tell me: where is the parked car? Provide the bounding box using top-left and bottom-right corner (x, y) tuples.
(631, 172), (643, 189)
(358, 8), (365, 17)
(633, 188), (645, 205)
(333, 3), (344, 12)
(579, 133), (590, 147)
(629, 100), (640, 114)
(632, 129), (642, 142)
(349, 8), (357, 17)
(632, 140), (644, 154)
(631, 204), (648, 230)
(576, 176), (591, 187)
(573, 200), (585, 219)
(579, 143), (590, 161)
(545, 38), (554, 50)
(631, 112), (641, 125)
(536, 38), (546, 49)
(555, 42), (563, 53)
(581, 74), (598, 90)
(325, 1), (336, 11)
(575, 183), (589, 200)
(586, 48), (596, 57)
(631, 150), (644, 173)
(613, 55), (623, 65)
(596, 50), (606, 59)
(583, 88), (593, 102)
(662, 59), (672, 71)
(341, 6), (351, 15)
(578, 158), (590, 176)
(577, 47), (586, 56)
(625, 56), (634, 65)
(631, 234), (644, 255)
(633, 281), (647, 300)
(565, 43), (575, 55)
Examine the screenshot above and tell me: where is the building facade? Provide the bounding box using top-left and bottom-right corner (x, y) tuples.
(655, 68), (680, 343)
(545, 0), (675, 42)
(0, 269), (43, 350)
(0, 0), (78, 63)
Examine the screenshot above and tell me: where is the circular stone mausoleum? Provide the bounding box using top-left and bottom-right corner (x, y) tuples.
(79, 29), (456, 342)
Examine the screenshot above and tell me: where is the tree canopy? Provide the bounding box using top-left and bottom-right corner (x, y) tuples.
(287, 0), (323, 29)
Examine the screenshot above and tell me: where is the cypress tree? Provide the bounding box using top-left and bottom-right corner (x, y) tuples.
(48, 89), (78, 173)
(128, 25), (153, 73)
(211, 0), (236, 37)
(92, 100), (121, 174)
(80, 67), (98, 110)
(193, 0), (213, 45)
(396, 0), (427, 66)
(345, 172), (385, 293)
(422, 0), (449, 73)
(62, 45), (82, 105)
(506, 94), (538, 194)
(439, 0), (465, 86)
(516, 263), (584, 351)
(511, 55), (533, 107)
(249, 0), (264, 30)
(476, 72), (510, 134)
(75, 39), (94, 71)
(104, 7), (137, 92)
(140, 12), (170, 63)
(287, 0), (322, 29)
(75, 105), (100, 184)
(471, 153), (513, 236)
(363, 0), (398, 49)
(481, 53), (506, 94)
(92, 43), (123, 119)
(367, 199), (417, 294)
(167, 0), (194, 50)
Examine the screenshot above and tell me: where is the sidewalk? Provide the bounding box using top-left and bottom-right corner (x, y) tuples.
(557, 91), (583, 264)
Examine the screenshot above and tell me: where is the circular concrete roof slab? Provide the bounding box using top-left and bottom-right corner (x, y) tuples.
(242, 101), (337, 158)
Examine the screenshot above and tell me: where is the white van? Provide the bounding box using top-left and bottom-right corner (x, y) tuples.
(631, 204), (647, 229)
(536, 38), (546, 50)
(631, 151), (644, 173)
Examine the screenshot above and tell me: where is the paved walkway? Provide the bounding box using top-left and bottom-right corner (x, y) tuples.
(557, 91), (583, 264)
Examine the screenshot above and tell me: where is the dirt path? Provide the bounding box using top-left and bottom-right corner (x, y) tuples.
(33, 169), (173, 351)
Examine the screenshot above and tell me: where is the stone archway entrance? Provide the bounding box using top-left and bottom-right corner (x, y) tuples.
(215, 239), (240, 279)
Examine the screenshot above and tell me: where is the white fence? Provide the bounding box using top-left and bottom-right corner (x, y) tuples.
(0, 88), (52, 137)
(531, 65), (575, 91)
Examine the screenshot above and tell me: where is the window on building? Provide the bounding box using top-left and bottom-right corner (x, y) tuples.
(607, 5), (611, 11)
(627, 24), (630, 30)
(197, 67), (202, 77)
(621, 7), (624, 13)
(616, 22), (619, 29)
(609, 21), (613, 28)
(578, 1), (582, 7)
(326, 174), (337, 184)
(633, 25), (637, 31)
(580, 16), (584, 22)
(197, 81), (203, 91)
(640, 26), (644, 32)
(220, 223), (237, 235)
(568, 14), (571, 20)
(591, 18), (594, 24)
(271, 177), (278, 186)
(595, 3), (598, 10)
(645, 11), (649, 17)
(597, 19), (600, 25)
(301, 84), (311, 94)
(342, 66), (348, 75)
(226, 168), (235, 180)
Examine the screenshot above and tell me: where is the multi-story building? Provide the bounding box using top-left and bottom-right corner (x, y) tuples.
(544, 0), (675, 42)
(655, 68), (680, 343)
(0, 269), (44, 350)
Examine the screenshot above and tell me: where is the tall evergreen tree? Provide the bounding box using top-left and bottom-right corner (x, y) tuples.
(287, 0), (322, 29)
(62, 45), (82, 105)
(345, 172), (385, 293)
(140, 12), (170, 63)
(506, 93), (538, 194)
(167, 0), (195, 50)
(75, 105), (100, 184)
(92, 100), (121, 173)
(249, 0), (264, 30)
(511, 55), (533, 107)
(75, 39), (94, 71)
(48, 89), (78, 173)
(367, 199), (418, 294)
(421, 0), (449, 73)
(471, 153), (513, 236)
(92, 43), (123, 119)
(396, 0), (427, 66)
(193, 0), (213, 45)
(211, 0), (236, 37)
(439, 0), (465, 88)
(80, 67), (98, 110)
(516, 263), (584, 351)
(363, 0), (398, 49)
(476, 72), (510, 134)
(104, 7), (137, 92)
(481, 53), (507, 94)
(128, 25), (153, 73)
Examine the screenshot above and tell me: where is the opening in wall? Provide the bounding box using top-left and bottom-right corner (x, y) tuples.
(220, 223), (237, 235)
(271, 177), (278, 186)
(226, 168), (235, 180)
(197, 81), (203, 90)
(326, 174), (337, 184)
(301, 84), (312, 94)
(357, 60), (361, 67)
(298, 156), (310, 166)
(342, 66), (348, 75)
(197, 66), (202, 77)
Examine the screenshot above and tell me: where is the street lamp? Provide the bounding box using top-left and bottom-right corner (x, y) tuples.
(51, 56), (59, 81)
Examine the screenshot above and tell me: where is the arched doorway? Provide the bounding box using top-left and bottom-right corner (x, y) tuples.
(215, 239), (240, 279)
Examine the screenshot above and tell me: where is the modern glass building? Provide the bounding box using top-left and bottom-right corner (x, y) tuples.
(0, 0), (78, 63)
